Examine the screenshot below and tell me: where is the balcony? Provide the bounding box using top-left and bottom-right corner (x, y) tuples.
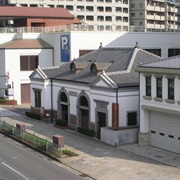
(168, 16), (178, 21)
(147, 6), (165, 12)
(168, 7), (178, 13)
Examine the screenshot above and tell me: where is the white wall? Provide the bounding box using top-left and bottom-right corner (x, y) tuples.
(139, 72), (180, 133)
(5, 49), (53, 104)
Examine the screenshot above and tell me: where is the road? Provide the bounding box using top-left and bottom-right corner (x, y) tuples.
(0, 134), (88, 180)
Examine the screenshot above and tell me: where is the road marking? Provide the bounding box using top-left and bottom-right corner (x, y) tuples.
(2, 162), (29, 180)
(12, 156), (18, 159)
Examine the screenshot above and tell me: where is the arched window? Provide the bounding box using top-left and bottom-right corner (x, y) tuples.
(80, 96), (88, 107)
(60, 92), (67, 102)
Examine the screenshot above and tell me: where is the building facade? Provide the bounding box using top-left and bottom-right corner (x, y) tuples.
(29, 46), (162, 145)
(130, 0), (178, 32)
(135, 56), (180, 154)
(3, 0), (129, 31)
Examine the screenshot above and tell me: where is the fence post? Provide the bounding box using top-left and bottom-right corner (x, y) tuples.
(3, 120), (5, 130)
(33, 133), (35, 146)
(22, 129), (24, 140)
(46, 139), (48, 152)
(60, 145), (62, 159)
(12, 124), (14, 135)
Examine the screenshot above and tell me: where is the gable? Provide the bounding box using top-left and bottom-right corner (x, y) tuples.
(93, 79), (110, 88)
(33, 73), (42, 79)
(29, 69), (46, 80)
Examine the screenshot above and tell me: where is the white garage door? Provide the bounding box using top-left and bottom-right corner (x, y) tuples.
(150, 111), (180, 154)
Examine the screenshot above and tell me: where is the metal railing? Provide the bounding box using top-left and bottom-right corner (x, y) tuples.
(0, 24), (179, 33)
(0, 120), (61, 158)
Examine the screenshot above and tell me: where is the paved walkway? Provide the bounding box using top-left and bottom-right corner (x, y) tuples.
(1, 106), (180, 180)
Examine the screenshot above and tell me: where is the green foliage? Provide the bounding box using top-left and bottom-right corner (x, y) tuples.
(25, 112), (40, 120)
(0, 97), (7, 102)
(56, 119), (68, 126)
(77, 127), (95, 137)
(62, 149), (78, 157)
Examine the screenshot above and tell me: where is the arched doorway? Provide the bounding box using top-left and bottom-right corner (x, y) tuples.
(58, 91), (69, 124)
(79, 95), (89, 129)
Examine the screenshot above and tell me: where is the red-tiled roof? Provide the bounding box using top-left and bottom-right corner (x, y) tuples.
(0, 39), (53, 49)
(0, 6), (76, 19)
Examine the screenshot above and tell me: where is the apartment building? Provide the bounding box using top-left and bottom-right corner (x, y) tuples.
(1, 0), (129, 31)
(130, 0), (178, 32)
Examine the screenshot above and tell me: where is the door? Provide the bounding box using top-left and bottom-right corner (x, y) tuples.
(21, 84), (30, 104)
(149, 111), (180, 154)
(97, 112), (106, 139)
(81, 109), (89, 129)
(62, 104), (68, 122)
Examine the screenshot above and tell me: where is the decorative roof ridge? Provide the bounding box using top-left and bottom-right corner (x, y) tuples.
(106, 70), (130, 76)
(126, 47), (139, 71)
(41, 65), (60, 70)
(100, 71), (118, 88)
(37, 66), (47, 79)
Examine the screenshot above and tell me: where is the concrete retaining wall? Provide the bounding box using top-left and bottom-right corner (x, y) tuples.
(101, 127), (139, 146)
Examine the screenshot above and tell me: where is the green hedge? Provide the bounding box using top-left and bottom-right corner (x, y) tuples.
(25, 112), (40, 120)
(77, 127), (95, 137)
(0, 97), (7, 102)
(56, 119), (68, 126)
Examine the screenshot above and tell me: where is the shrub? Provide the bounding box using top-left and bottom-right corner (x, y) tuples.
(0, 97), (7, 102)
(77, 127), (95, 137)
(25, 112), (40, 120)
(56, 119), (68, 126)
(62, 149), (78, 157)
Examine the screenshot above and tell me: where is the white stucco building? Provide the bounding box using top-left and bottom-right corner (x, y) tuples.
(29, 46), (162, 145)
(135, 56), (180, 154)
(1, 31), (180, 104)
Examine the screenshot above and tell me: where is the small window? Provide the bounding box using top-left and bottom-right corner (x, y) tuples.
(159, 132), (164, 136)
(168, 79), (174, 100)
(151, 130), (156, 134)
(139, 3), (143, 8)
(139, 21), (143, 26)
(139, 12), (143, 16)
(146, 77), (151, 96)
(156, 77), (162, 98)
(169, 135), (174, 138)
(131, 13), (135, 17)
(131, 4), (135, 8)
(127, 112), (137, 126)
(34, 89), (41, 107)
(20, 55), (38, 71)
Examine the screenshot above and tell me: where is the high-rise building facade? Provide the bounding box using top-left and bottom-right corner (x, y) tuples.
(4, 0), (129, 31)
(130, 0), (178, 32)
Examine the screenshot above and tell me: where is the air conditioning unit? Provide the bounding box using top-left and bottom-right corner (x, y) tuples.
(7, 20), (14, 25)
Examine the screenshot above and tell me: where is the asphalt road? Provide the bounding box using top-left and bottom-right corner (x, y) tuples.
(0, 134), (86, 180)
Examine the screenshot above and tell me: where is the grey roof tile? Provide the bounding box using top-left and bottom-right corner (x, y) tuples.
(40, 48), (162, 87)
(139, 55), (180, 69)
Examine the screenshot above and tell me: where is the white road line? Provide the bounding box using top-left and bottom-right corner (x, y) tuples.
(2, 162), (29, 180)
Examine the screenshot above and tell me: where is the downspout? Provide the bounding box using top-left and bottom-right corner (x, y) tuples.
(116, 87), (118, 104)
(51, 78), (53, 124)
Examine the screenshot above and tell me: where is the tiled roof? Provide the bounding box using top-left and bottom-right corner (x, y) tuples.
(0, 7), (75, 19)
(139, 55), (180, 69)
(40, 66), (60, 78)
(40, 48), (162, 87)
(0, 39), (53, 49)
(107, 49), (162, 87)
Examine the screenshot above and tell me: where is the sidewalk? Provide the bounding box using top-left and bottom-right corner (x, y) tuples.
(1, 109), (180, 180)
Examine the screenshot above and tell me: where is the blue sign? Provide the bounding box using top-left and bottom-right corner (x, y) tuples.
(60, 34), (70, 62)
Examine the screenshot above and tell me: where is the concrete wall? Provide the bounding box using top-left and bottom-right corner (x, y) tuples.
(101, 127), (139, 146)
(5, 49), (53, 104)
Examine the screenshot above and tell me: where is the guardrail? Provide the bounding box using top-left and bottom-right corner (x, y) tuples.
(0, 120), (61, 158)
(0, 25), (178, 33)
